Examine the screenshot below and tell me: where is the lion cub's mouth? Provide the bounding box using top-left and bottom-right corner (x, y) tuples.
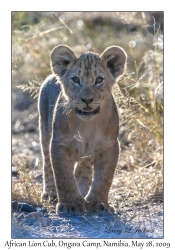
(75, 106), (100, 116)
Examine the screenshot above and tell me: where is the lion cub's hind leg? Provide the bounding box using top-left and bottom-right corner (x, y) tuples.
(41, 138), (57, 202)
(74, 157), (93, 197)
(39, 119), (57, 202)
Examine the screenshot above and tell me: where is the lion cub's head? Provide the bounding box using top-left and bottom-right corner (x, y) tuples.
(51, 45), (127, 121)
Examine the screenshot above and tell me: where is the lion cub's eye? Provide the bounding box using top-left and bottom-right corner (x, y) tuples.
(72, 77), (80, 85)
(95, 77), (104, 85)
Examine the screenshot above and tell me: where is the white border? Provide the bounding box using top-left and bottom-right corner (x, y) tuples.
(0, 0), (174, 249)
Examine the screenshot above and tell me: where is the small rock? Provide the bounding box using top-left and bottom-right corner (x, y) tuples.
(52, 219), (61, 226)
(114, 195), (122, 200)
(12, 201), (37, 213)
(35, 173), (43, 183)
(158, 211), (163, 216)
(14, 90), (33, 111)
(25, 123), (36, 133)
(12, 167), (19, 176)
(37, 207), (47, 213)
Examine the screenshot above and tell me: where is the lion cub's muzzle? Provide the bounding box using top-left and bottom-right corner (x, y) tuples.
(74, 97), (101, 116)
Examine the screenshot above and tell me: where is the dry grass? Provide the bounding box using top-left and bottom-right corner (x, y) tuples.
(12, 11), (163, 210)
(12, 158), (42, 206)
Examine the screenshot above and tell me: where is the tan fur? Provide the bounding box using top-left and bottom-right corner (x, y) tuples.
(38, 45), (127, 214)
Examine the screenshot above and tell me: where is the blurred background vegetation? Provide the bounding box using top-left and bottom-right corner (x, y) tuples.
(12, 12), (163, 210)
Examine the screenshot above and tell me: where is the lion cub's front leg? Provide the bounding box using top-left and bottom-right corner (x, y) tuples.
(51, 141), (86, 215)
(86, 142), (119, 214)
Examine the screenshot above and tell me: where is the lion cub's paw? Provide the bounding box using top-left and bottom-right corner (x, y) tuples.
(41, 191), (57, 203)
(86, 201), (115, 214)
(56, 197), (86, 215)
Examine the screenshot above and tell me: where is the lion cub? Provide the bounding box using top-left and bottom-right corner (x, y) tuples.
(38, 45), (127, 214)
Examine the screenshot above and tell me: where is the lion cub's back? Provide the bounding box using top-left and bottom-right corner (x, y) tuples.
(38, 74), (61, 133)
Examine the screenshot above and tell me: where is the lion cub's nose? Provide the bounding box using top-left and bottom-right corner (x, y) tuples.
(81, 98), (94, 104)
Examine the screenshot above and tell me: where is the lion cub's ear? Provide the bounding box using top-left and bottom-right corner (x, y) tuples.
(51, 45), (77, 76)
(100, 46), (127, 79)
